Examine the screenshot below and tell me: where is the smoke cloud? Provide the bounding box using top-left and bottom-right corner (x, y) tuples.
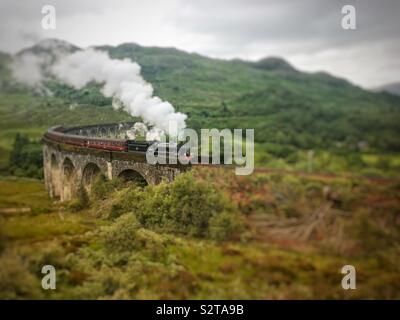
(11, 53), (45, 86)
(51, 49), (187, 138)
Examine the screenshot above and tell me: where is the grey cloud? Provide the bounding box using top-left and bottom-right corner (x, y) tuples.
(174, 0), (400, 86)
(0, 0), (106, 52)
(176, 0), (400, 50)
(0, 0), (399, 87)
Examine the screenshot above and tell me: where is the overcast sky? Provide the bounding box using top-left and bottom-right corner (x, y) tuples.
(0, 0), (399, 88)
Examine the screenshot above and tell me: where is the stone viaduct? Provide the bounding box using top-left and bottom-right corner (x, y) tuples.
(42, 123), (188, 202)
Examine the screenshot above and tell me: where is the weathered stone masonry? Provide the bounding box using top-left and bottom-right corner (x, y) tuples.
(43, 140), (186, 202)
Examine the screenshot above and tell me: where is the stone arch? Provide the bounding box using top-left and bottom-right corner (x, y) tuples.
(99, 127), (108, 137)
(82, 162), (102, 192)
(62, 157), (76, 201)
(118, 169), (148, 187)
(50, 153), (61, 198)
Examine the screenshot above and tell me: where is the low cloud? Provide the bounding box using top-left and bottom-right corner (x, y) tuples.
(11, 53), (44, 86)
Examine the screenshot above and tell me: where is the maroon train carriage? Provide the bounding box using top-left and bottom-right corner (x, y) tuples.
(86, 137), (127, 151)
(44, 126), (127, 152)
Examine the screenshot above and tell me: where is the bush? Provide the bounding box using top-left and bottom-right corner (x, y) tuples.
(208, 210), (245, 241)
(352, 211), (398, 254)
(102, 173), (244, 241)
(8, 134), (43, 179)
(69, 184), (90, 212)
(92, 175), (124, 200)
(0, 252), (41, 299)
(78, 184), (90, 208)
(91, 175), (110, 200)
(102, 213), (141, 252)
(120, 173), (245, 240)
(109, 186), (145, 220)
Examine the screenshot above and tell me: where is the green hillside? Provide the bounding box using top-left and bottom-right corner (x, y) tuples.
(0, 94), (134, 170)
(101, 43), (400, 152)
(0, 39), (400, 177)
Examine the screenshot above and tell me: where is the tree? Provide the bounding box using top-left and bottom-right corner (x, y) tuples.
(8, 134), (43, 179)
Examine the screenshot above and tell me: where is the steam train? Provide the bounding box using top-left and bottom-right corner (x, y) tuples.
(43, 126), (192, 159)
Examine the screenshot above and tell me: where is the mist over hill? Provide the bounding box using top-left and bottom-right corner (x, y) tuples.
(375, 82), (400, 97)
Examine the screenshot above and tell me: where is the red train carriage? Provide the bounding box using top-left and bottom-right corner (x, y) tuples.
(44, 126), (127, 152)
(86, 137), (127, 151)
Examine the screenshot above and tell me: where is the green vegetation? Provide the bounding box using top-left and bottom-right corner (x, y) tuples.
(92, 174), (125, 201)
(68, 184), (90, 212)
(107, 173), (244, 239)
(104, 44), (400, 177)
(0, 171), (399, 299)
(1, 40), (400, 177)
(0, 93), (135, 171)
(0, 40), (399, 299)
(7, 133), (42, 178)
(102, 44), (400, 152)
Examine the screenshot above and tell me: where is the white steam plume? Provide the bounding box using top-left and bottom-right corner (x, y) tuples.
(11, 53), (45, 87)
(51, 49), (187, 138)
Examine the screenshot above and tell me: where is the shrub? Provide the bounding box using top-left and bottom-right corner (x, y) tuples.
(0, 252), (42, 299)
(102, 213), (141, 252)
(109, 204), (125, 220)
(91, 174), (110, 200)
(69, 184), (90, 212)
(208, 210), (245, 241)
(92, 175), (124, 200)
(123, 173), (245, 240)
(352, 211), (398, 254)
(68, 200), (83, 212)
(8, 134), (43, 179)
(104, 173), (244, 241)
(78, 184), (90, 208)
(109, 185), (146, 220)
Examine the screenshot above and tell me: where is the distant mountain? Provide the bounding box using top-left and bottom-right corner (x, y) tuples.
(1, 38), (400, 152)
(251, 57), (298, 72)
(375, 82), (400, 96)
(17, 38), (80, 57)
